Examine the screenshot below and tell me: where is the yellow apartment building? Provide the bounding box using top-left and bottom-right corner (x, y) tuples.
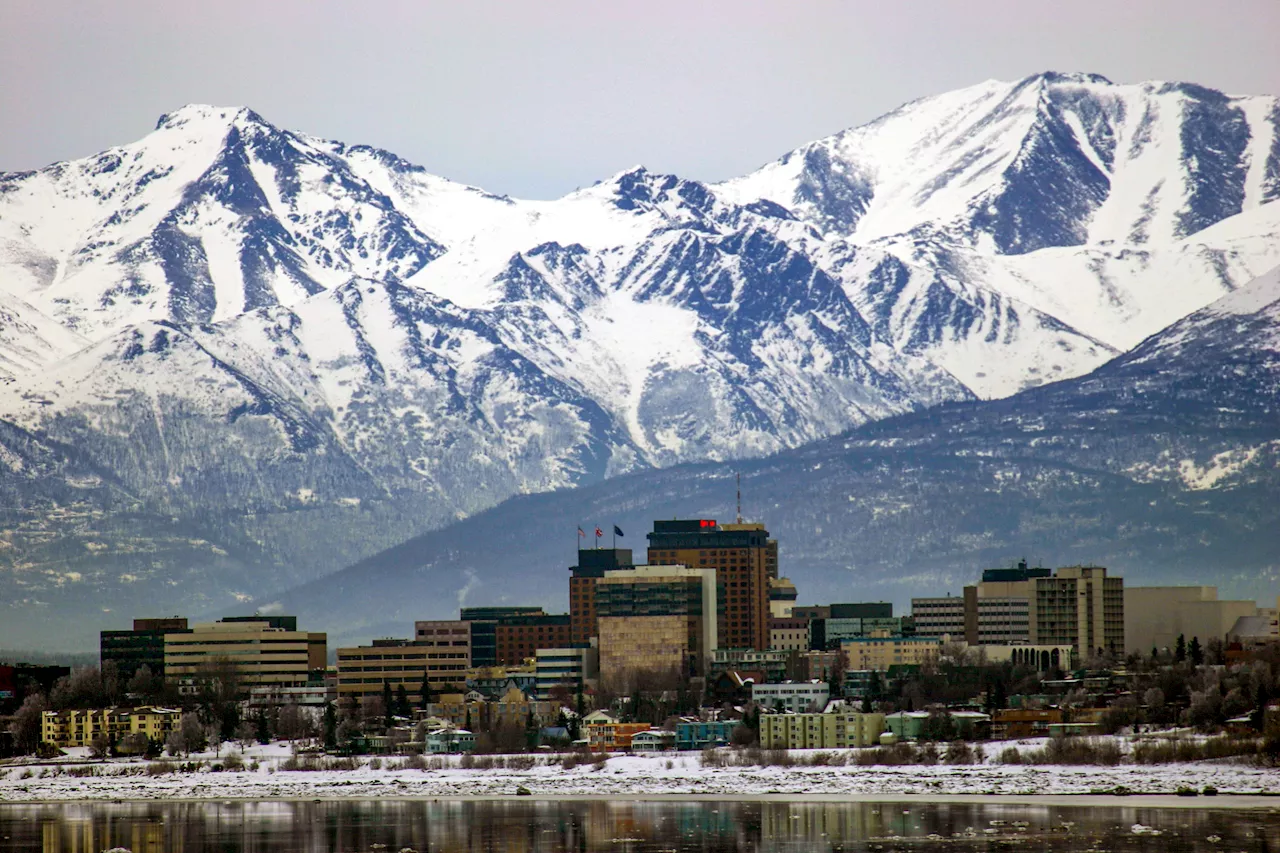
(41, 706), (181, 749)
(758, 711), (886, 749)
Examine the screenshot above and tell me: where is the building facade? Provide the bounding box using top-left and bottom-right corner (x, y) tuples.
(568, 549), (633, 645)
(456, 608), (543, 668)
(1034, 566), (1124, 655)
(596, 564), (717, 692)
(647, 519), (773, 651)
(1124, 587), (1257, 655)
(534, 647), (599, 701)
(839, 635), (941, 671)
(164, 619), (325, 693)
(101, 617), (190, 680)
(337, 631), (472, 706)
(751, 681), (831, 713)
(769, 617), (809, 651)
(494, 614), (572, 666)
(758, 711), (886, 749)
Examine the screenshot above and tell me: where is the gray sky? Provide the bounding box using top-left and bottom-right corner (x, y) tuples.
(4, 0), (1279, 199)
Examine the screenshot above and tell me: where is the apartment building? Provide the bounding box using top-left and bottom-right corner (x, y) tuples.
(758, 711), (886, 749)
(41, 706), (181, 749)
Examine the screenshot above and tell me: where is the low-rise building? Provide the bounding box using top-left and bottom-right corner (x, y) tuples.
(769, 617), (809, 651)
(630, 729), (676, 752)
(751, 681), (830, 713)
(247, 683), (336, 710)
(758, 711), (885, 749)
(710, 649), (789, 683)
(584, 721), (651, 751)
(840, 634), (941, 671)
(884, 710), (991, 741)
(425, 728), (475, 754)
(534, 647), (599, 701)
(674, 719), (739, 751)
(41, 706), (181, 749)
(991, 708), (1062, 739)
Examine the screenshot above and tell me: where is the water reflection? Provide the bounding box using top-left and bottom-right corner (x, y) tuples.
(1, 799), (1277, 853)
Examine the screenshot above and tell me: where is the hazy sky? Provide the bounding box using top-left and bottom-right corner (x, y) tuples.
(5, 1), (1279, 199)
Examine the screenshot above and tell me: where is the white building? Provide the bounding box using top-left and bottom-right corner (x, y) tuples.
(534, 646), (599, 701)
(751, 681), (830, 713)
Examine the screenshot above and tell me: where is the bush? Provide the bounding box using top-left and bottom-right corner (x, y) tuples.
(997, 746), (1023, 765)
(222, 752), (244, 771)
(944, 741), (975, 765)
(1026, 737), (1121, 766)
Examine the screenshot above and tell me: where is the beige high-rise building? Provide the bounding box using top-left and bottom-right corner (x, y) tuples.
(164, 618), (325, 693)
(1034, 566), (1123, 655)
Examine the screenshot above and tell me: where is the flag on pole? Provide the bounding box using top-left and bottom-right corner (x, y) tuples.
(613, 525), (624, 537)
(594, 527), (603, 539)
(578, 527), (585, 538)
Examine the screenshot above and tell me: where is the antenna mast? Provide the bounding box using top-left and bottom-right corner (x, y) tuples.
(736, 472), (743, 524)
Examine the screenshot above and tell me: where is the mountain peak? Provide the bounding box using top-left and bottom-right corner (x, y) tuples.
(154, 104), (255, 131)
(1026, 70), (1114, 88)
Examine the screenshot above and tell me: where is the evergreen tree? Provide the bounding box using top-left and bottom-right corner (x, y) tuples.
(382, 681), (394, 729)
(323, 701), (337, 750)
(1175, 634), (1187, 663)
(395, 684), (411, 718)
(1151, 647), (1159, 665)
(1189, 636), (1203, 666)
(419, 674), (433, 711)
(255, 708), (270, 745)
(464, 708), (473, 732)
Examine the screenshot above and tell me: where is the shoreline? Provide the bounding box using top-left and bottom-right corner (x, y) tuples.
(2, 792), (1280, 810)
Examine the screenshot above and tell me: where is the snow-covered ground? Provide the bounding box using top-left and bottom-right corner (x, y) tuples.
(1, 740), (1277, 803)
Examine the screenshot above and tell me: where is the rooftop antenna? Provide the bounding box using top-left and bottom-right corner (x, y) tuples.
(736, 472), (743, 524)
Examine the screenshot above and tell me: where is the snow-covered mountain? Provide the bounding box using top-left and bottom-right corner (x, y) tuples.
(273, 264), (1280, 644)
(1, 72), (1279, 647)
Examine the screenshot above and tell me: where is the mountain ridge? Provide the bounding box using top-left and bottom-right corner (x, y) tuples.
(2, 72), (1279, 647)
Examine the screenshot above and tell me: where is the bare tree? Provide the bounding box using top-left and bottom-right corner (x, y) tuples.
(11, 693), (48, 754)
(89, 733), (112, 759)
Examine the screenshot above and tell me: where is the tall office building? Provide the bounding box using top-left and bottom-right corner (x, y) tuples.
(1036, 566), (1124, 655)
(595, 565), (717, 692)
(164, 618), (326, 693)
(568, 548), (633, 645)
(101, 617), (190, 679)
(647, 519), (772, 651)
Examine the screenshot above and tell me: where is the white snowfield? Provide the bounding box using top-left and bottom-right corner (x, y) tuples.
(1, 71), (1278, 459)
(1, 742), (1277, 803)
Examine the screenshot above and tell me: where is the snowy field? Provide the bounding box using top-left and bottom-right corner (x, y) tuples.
(1, 740), (1278, 803)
